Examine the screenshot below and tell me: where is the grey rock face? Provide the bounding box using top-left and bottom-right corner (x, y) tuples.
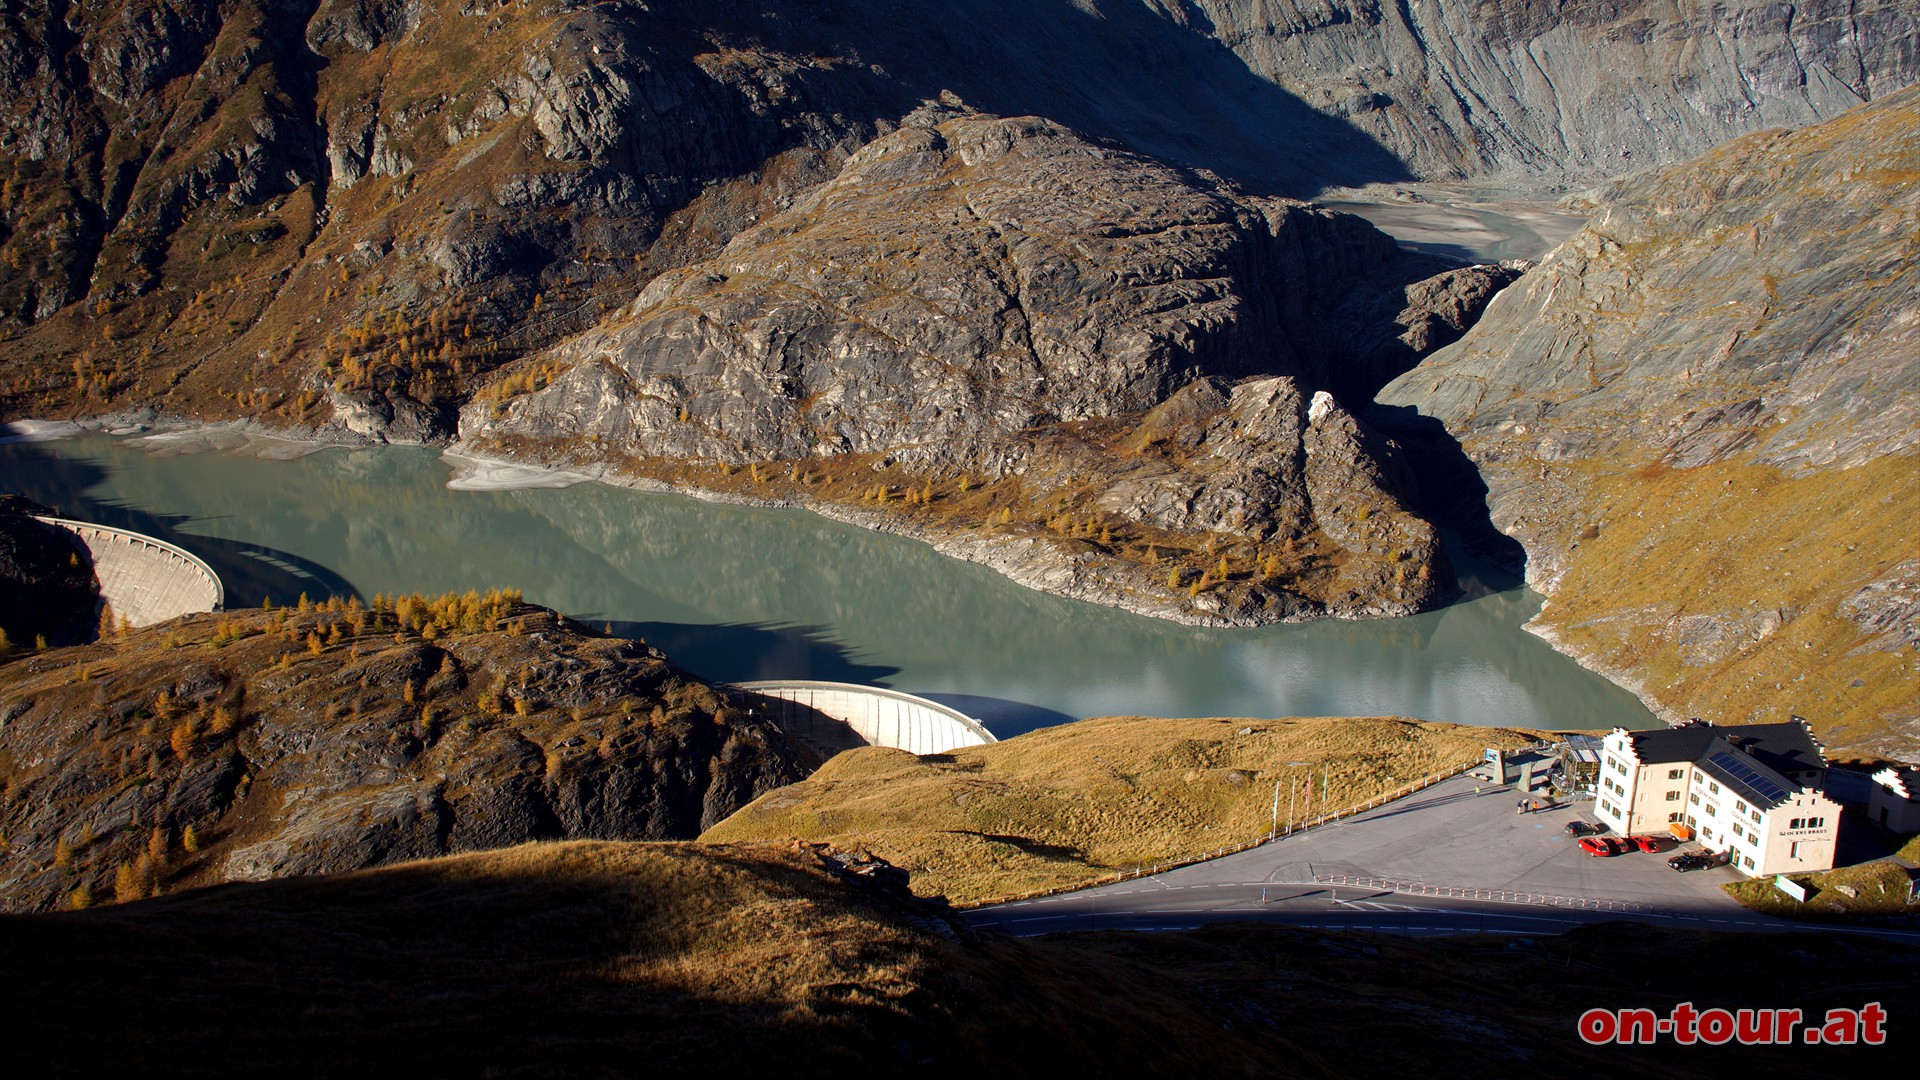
(1381, 86), (1920, 565)
(1844, 560), (1920, 653)
(1186, 0), (1920, 184)
(460, 112), (1423, 472)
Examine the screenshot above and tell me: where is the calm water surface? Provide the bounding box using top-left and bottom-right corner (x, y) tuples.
(3, 433), (1655, 737)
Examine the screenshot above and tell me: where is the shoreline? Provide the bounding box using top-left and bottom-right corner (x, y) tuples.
(1522, 615), (1681, 729)
(439, 444), (1277, 629)
(5, 411), (1668, 724)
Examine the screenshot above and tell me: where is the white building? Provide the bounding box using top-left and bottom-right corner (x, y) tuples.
(1594, 720), (1840, 877)
(1868, 766), (1920, 835)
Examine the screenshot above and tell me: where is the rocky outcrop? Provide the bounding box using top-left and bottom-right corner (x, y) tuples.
(0, 497), (99, 647)
(458, 111), (1454, 621)
(461, 111), (1425, 470)
(1378, 87), (1920, 755)
(0, 598), (813, 912)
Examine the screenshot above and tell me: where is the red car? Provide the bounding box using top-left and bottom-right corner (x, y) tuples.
(1578, 836), (1632, 857)
(1628, 835), (1669, 853)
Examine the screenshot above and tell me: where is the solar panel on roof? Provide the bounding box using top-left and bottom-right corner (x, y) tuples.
(1706, 750), (1791, 805)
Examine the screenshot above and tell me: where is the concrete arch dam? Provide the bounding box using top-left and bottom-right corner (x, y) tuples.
(38, 518), (223, 628)
(731, 680), (996, 758)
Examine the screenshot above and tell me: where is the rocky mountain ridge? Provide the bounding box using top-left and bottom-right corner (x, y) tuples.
(0, 594), (811, 912)
(1379, 86), (1920, 756)
(454, 109), (1484, 622)
(2, 0), (1911, 435)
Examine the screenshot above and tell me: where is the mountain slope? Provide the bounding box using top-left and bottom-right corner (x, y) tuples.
(700, 715), (1542, 902)
(2, 0), (1913, 435)
(0, 595), (811, 912)
(0, 838), (1907, 1077)
(456, 108), (1486, 623)
(1379, 87), (1920, 756)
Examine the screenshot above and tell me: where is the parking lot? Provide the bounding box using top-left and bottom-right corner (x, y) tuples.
(1238, 772), (1750, 912)
(980, 770), (1764, 935)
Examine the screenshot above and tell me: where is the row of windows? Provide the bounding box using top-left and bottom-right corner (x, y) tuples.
(1788, 816), (1826, 830)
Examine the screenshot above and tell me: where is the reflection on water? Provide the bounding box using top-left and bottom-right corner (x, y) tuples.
(1, 434), (1655, 737)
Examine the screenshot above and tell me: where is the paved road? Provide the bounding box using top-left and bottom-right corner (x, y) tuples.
(968, 773), (1920, 942)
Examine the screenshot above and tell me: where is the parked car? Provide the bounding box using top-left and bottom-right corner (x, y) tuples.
(1668, 852), (1714, 872)
(1628, 835), (1669, 853)
(1579, 836), (1631, 857)
(1564, 821), (1603, 838)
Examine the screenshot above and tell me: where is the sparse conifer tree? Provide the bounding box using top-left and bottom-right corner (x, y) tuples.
(114, 861), (140, 903)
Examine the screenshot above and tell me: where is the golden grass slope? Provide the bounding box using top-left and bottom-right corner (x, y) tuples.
(701, 715), (1544, 903)
(1531, 453), (1920, 758)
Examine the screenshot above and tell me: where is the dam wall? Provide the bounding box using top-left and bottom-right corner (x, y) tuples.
(37, 518), (223, 627)
(731, 680), (995, 757)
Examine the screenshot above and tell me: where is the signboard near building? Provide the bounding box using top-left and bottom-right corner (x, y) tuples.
(1775, 875), (1808, 902)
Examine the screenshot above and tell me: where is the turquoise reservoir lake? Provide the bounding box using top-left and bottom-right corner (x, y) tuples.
(3, 432), (1654, 737)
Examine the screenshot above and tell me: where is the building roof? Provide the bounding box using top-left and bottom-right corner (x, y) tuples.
(1698, 748), (1797, 810)
(1563, 733), (1604, 765)
(1874, 765), (1920, 802)
(1625, 719), (1826, 776)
